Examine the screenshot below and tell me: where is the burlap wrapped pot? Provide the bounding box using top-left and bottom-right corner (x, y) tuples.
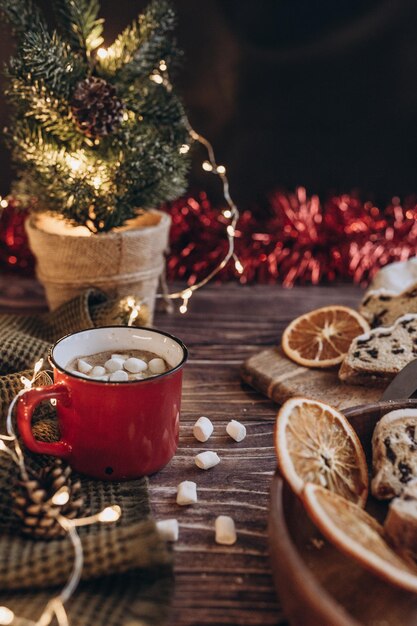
(25, 211), (171, 321)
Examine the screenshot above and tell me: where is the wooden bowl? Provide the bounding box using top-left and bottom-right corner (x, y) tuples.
(269, 399), (417, 626)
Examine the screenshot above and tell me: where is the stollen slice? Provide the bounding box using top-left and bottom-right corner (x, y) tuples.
(360, 283), (417, 328)
(371, 408), (417, 500)
(339, 313), (417, 386)
(385, 479), (417, 561)
(302, 483), (417, 594)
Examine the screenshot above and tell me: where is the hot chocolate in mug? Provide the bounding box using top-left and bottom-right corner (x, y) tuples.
(17, 326), (188, 480)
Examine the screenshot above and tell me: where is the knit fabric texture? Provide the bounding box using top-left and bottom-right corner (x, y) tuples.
(0, 290), (173, 626)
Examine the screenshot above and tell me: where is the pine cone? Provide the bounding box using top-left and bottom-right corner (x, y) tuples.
(13, 459), (86, 539)
(71, 76), (124, 139)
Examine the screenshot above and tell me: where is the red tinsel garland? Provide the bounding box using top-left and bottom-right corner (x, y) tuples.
(3, 189), (417, 287)
(0, 197), (35, 274)
(166, 188), (417, 287)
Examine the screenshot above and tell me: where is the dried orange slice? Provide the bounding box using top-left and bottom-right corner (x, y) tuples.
(275, 397), (368, 506)
(282, 305), (369, 368)
(302, 483), (417, 593)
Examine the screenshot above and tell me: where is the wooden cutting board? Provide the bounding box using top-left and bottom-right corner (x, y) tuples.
(240, 347), (381, 410)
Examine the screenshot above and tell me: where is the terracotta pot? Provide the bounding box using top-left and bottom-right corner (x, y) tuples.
(25, 210), (171, 321)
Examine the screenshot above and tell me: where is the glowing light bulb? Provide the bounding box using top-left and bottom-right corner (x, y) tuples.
(66, 155), (83, 173)
(34, 359), (43, 376)
(98, 505), (122, 523)
(20, 376), (32, 390)
(182, 288), (193, 300)
(235, 259), (244, 274)
(179, 144), (190, 154)
(0, 199), (8, 208)
(0, 607), (14, 625)
(202, 161), (213, 172)
(223, 209), (232, 219)
(52, 487), (70, 506)
(159, 60), (167, 71)
(179, 303), (188, 314)
(150, 73), (163, 84)
(216, 165), (226, 174)
(97, 48), (108, 59)
(227, 225), (235, 237)
(92, 176), (102, 190)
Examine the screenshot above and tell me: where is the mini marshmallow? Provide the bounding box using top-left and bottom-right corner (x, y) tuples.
(109, 369), (129, 382)
(91, 375), (109, 381)
(193, 416), (213, 442)
(124, 357), (148, 373)
(195, 451), (220, 470)
(90, 366), (106, 377)
(226, 419), (246, 442)
(215, 515), (237, 545)
(104, 357), (125, 372)
(77, 359), (92, 374)
(71, 370), (89, 379)
(156, 519), (179, 542)
(133, 373), (144, 380)
(177, 481), (197, 505)
(149, 358), (166, 374)
(111, 354), (128, 360)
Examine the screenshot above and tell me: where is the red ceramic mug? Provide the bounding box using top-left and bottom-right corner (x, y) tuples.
(17, 326), (188, 480)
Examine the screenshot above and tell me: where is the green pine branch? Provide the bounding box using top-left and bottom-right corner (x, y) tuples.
(11, 28), (86, 99)
(0, 0), (44, 38)
(2, 0), (190, 232)
(7, 78), (82, 144)
(123, 82), (187, 141)
(54, 0), (104, 57)
(98, 0), (176, 80)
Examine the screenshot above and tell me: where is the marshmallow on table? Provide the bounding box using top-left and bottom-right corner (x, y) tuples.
(226, 419), (246, 442)
(149, 358), (166, 374)
(193, 416), (213, 442)
(215, 515), (237, 545)
(104, 357), (125, 372)
(109, 369), (129, 382)
(124, 357), (148, 373)
(177, 481), (197, 505)
(195, 451), (220, 470)
(156, 519), (179, 542)
(77, 359), (92, 374)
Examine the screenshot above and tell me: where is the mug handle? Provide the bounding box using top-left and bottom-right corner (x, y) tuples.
(17, 383), (72, 458)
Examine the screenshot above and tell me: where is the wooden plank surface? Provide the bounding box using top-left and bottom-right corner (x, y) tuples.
(241, 347), (381, 410)
(0, 278), (367, 626)
(150, 283), (367, 626)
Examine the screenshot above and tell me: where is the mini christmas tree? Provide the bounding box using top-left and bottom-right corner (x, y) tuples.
(0, 0), (190, 232)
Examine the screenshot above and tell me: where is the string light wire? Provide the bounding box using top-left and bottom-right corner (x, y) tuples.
(0, 360), (122, 626)
(149, 66), (243, 314)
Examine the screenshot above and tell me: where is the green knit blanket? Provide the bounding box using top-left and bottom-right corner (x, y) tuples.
(0, 290), (172, 626)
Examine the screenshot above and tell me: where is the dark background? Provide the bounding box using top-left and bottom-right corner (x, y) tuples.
(1, 0), (417, 209)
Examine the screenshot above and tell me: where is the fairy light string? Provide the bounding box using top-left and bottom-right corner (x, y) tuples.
(150, 58), (243, 314)
(0, 360), (122, 626)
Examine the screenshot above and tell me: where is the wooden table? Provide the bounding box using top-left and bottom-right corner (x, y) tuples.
(150, 283), (365, 626)
(0, 278), (366, 626)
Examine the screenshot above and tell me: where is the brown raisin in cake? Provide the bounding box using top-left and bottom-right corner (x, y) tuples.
(360, 284), (417, 328)
(339, 314), (417, 386)
(384, 479), (417, 560)
(371, 409), (417, 500)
